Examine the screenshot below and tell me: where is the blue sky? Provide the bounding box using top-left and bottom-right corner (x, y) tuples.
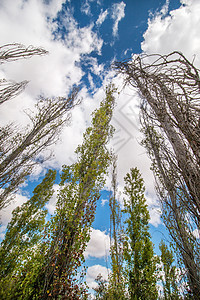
(1, 0), (200, 292)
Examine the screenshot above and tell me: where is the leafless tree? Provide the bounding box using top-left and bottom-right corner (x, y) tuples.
(114, 52), (200, 298)
(141, 116), (200, 298)
(0, 89), (79, 210)
(0, 43), (79, 210)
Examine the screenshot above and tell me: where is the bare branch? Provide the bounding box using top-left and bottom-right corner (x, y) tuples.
(0, 43), (48, 64)
(0, 79), (28, 105)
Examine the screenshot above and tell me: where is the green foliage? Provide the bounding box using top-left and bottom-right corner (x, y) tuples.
(0, 169), (56, 299)
(159, 241), (180, 300)
(94, 274), (109, 300)
(123, 168), (158, 300)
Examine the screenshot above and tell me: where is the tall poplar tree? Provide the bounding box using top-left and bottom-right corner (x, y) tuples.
(0, 169), (56, 299)
(123, 168), (158, 300)
(40, 84), (116, 299)
(108, 155), (126, 299)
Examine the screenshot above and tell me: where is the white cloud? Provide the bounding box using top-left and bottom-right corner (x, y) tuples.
(81, 0), (91, 16)
(146, 194), (162, 227)
(192, 228), (200, 239)
(96, 9), (108, 26)
(88, 73), (95, 90)
(86, 264), (110, 289)
(159, 0), (169, 16)
(0, 225), (7, 240)
(43, 0), (66, 19)
(45, 184), (60, 215)
(142, 0), (200, 66)
(83, 57), (105, 77)
(111, 2), (126, 37)
(105, 0), (200, 228)
(84, 228), (110, 258)
(106, 74), (156, 196)
(0, 192), (28, 229)
(101, 199), (108, 207)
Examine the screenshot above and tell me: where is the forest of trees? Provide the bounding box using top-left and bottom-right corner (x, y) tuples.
(0, 45), (199, 299)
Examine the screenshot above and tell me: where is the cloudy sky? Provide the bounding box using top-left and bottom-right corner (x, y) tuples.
(0, 0), (200, 292)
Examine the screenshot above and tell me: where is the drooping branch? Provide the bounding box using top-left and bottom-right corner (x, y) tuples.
(114, 52), (200, 164)
(0, 79), (28, 105)
(0, 43), (48, 106)
(0, 43), (48, 64)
